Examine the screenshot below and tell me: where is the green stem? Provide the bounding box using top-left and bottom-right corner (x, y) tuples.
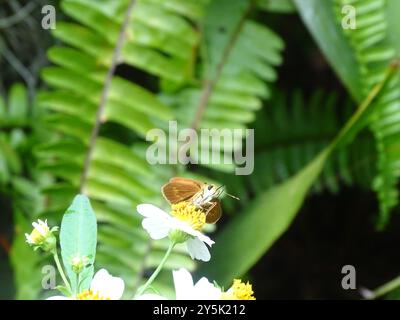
(52, 249), (72, 294)
(135, 241), (176, 297)
(77, 273), (81, 294)
(367, 274), (400, 300)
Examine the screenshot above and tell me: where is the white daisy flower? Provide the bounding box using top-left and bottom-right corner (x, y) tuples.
(136, 268), (221, 300)
(173, 268), (221, 300)
(48, 268), (125, 300)
(137, 203), (214, 262)
(25, 219), (58, 252)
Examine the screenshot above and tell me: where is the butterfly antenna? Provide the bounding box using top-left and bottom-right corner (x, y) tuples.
(220, 186), (240, 200)
(225, 192), (240, 200)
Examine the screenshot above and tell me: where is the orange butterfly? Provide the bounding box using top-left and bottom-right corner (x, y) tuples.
(161, 177), (238, 224)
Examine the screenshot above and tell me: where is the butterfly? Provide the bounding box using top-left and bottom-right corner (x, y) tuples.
(161, 177), (238, 224)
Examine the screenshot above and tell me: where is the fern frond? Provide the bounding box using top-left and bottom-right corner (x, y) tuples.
(335, 0), (400, 228)
(207, 90), (377, 211)
(37, 0), (205, 295)
(37, 0), (285, 296)
(163, 0), (284, 172)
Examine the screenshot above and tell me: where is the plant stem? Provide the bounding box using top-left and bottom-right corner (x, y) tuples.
(135, 241), (175, 297)
(79, 0), (136, 192)
(52, 250), (72, 294)
(367, 274), (400, 300)
(190, 0), (258, 131)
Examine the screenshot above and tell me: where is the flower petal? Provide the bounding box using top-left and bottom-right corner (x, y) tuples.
(186, 237), (211, 262)
(137, 204), (170, 219)
(46, 296), (71, 300)
(171, 219), (214, 246)
(194, 232), (214, 247)
(90, 269), (125, 300)
(193, 277), (222, 300)
(142, 217), (171, 240)
(173, 268), (195, 300)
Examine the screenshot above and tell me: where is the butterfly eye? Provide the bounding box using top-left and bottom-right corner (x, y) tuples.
(207, 185), (213, 190)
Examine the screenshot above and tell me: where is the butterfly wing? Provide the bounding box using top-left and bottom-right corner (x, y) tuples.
(205, 200), (222, 224)
(162, 177), (202, 204)
(169, 177), (203, 188)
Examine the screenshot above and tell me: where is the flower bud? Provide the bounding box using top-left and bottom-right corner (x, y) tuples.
(25, 219), (58, 252)
(168, 229), (190, 244)
(71, 255), (90, 274)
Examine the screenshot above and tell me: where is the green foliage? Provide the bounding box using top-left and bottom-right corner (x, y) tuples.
(37, 0), (202, 294)
(211, 90), (376, 213)
(35, 0), (284, 296)
(296, 0), (400, 228)
(334, 0), (400, 228)
(164, 0), (284, 172)
(200, 68), (394, 284)
(9, 210), (42, 300)
(259, 0), (297, 13)
(0, 83), (26, 184)
(4, 0), (400, 300)
(60, 195), (97, 293)
(0, 83), (46, 215)
(294, 0), (364, 100)
(0, 84), (47, 299)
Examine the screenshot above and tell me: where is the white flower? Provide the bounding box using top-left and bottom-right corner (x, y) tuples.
(25, 219), (58, 252)
(25, 219), (51, 245)
(48, 269), (125, 300)
(137, 203), (214, 262)
(173, 268), (221, 300)
(136, 268), (221, 300)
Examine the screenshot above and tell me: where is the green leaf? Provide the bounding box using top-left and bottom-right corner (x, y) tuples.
(60, 194), (97, 293)
(55, 285), (72, 297)
(294, 0), (363, 101)
(8, 83), (28, 121)
(202, 150), (329, 285)
(259, 0), (296, 13)
(203, 0), (253, 79)
(10, 210), (42, 300)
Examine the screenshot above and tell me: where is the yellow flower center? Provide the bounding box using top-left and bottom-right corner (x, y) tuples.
(76, 289), (110, 300)
(221, 279), (256, 300)
(171, 202), (206, 231)
(30, 228), (46, 244)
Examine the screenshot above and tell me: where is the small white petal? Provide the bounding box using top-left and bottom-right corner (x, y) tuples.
(137, 204), (171, 220)
(25, 233), (31, 243)
(192, 231), (214, 247)
(142, 217), (171, 240)
(173, 268), (195, 300)
(91, 269), (125, 300)
(186, 238), (211, 262)
(136, 294), (167, 300)
(170, 219), (198, 237)
(46, 296), (71, 300)
(170, 219), (214, 247)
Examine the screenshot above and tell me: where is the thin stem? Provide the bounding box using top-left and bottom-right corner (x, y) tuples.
(79, 0), (136, 192)
(0, 1), (37, 29)
(77, 273), (81, 294)
(366, 274), (400, 300)
(328, 60), (400, 153)
(190, 0), (257, 131)
(52, 250), (72, 294)
(135, 241), (176, 297)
